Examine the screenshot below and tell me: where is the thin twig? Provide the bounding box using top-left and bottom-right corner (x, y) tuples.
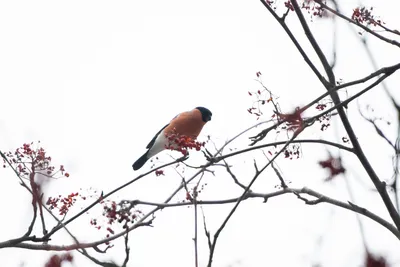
(122, 232), (130, 267)
(193, 186), (199, 267)
(201, 208), (212, 251)
(271, 161), (287, 189)
(223, 160), (247, 190)
(336, 63), (400, 90)
(219, 139), (354, 162)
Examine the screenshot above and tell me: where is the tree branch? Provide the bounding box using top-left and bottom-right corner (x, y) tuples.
(336, 63), (400, 90)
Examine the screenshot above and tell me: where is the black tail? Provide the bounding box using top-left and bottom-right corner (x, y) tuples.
(132, 152), (149, 171)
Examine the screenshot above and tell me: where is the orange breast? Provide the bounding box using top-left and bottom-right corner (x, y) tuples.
(164, 109), (206, 138)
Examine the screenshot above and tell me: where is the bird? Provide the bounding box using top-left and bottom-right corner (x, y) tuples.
(132, 106), (212, 171)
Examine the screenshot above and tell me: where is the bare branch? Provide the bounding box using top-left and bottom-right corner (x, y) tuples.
(271, 161), (287, 189)
(129, 188), (400, 240)
(121, 232), (130, 267)
(336, 63), (400, 90)
(359, 110), (395, 149)
(219, 139), (354, 163)
(201, 208), (212, 251)
(193, 186), (199, 267)
(223, 160), (247, 190)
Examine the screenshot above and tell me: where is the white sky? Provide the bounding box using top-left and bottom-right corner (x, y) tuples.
(1, 0), (400, 266)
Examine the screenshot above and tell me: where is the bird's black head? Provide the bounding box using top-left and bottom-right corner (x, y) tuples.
(196, 107), (212, 122)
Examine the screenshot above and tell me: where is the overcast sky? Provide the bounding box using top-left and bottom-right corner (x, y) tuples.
(1, 0), (400, 266)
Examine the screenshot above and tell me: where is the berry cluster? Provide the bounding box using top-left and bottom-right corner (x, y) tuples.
(165, 132), (205, 156)
(90, 200), (142, 245)
(2, 141), (69, 178)
(46, 192), (80, 216)
(365, 253), (388, 267)
(155, 169), (164, 176)
(301, 0), (328, 19)
(267, 144), (301, 160)
(103, 201), (133, 226)
(284, 145), (301, 160)
(265, 0), (328, 19)
(277, 107), (304, 133)
(352, 7), (383, 26)
(44, 253), (73, 267)
(319, 155), (346, 181)
(315, 101), (333, 131)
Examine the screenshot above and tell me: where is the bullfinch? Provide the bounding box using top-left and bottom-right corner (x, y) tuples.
(132, 107), (212, 171)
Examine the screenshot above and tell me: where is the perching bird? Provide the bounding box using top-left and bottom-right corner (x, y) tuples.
(132, 107), (212, 171)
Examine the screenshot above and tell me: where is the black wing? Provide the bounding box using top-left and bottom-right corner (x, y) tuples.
(146, 124), (169, 149)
